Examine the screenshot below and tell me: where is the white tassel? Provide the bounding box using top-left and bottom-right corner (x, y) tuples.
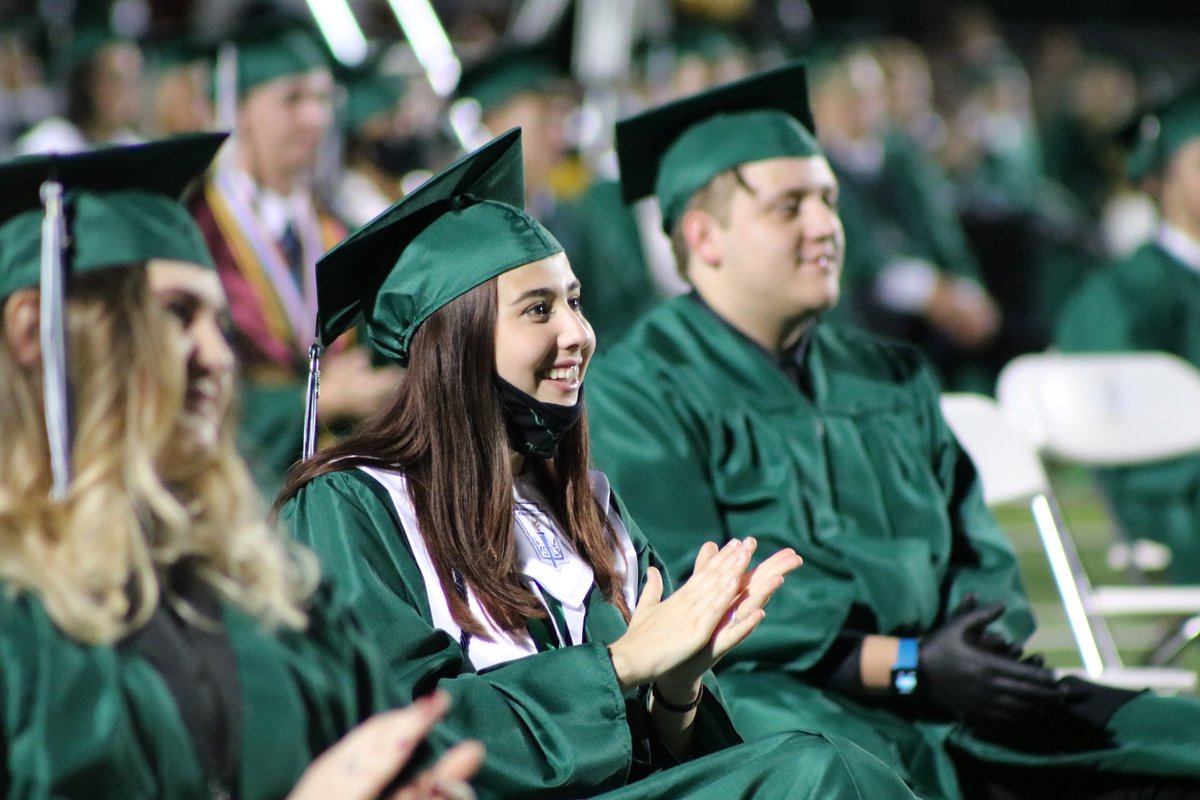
(39, 179), (71, 501)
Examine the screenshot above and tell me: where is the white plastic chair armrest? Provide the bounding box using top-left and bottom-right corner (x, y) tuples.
(1092, 586), (1200, 615)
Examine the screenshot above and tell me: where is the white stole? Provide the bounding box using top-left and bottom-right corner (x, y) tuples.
(357, 466), (638, 670)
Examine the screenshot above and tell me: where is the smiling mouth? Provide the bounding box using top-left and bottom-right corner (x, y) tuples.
(546, 365), (581, 382)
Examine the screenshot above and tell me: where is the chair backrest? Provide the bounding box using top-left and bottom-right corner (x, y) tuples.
(939, 393), (1051, 506)
(996, 351), (1200, 466)
(940, 391), (1118, 676)
(944, 386), (1200, 690)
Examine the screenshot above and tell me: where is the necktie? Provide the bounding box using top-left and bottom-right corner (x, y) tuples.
(279, 222), (303, 284)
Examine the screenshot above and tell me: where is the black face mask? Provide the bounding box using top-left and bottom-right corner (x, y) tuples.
(365, 134), (426, 178)
(495, 376), (584, 459)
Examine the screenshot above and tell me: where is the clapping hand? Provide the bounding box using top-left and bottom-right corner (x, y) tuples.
(288, 690), (485, 800)
(608, 538), (803, 694)
(919, 596), (1066, 725)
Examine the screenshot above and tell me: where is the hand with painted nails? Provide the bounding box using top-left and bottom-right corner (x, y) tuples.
(286, 690), (485, 800)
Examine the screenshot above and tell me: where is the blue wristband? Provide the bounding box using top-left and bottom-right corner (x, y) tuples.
(892, 637), (919, 696)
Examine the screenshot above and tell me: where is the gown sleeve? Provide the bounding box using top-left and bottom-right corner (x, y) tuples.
(281, 469), (639, 798)
(924, 365), (1036, 642)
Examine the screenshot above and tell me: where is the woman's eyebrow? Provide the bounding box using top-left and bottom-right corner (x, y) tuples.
(510, 287), (554, 305)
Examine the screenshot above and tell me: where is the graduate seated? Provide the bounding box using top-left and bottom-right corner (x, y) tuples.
(278, 128), (921, 800)
(187, 12), (401, 499)
(1057, 86), (1200, 586)
(585, 62), (1200, 800)
(0, 135), (482, 799)
(809, 43), (1002, 392)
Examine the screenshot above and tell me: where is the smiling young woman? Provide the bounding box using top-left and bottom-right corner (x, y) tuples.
(276, 128), (922, 800)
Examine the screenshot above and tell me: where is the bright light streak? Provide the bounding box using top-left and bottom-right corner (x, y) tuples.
(306, 0), (368, 66)
(385, 0), (461, 96)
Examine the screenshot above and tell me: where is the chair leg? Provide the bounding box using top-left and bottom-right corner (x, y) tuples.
(1146, 614), (1200, 666)
(1032, 492), (1124, 673)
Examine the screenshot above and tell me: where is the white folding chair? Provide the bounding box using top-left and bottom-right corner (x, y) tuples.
(996, 351), (1200, 664)
(940, 391), (1196, 694)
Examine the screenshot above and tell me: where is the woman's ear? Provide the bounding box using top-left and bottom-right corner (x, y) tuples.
(3, 289), (42, 367)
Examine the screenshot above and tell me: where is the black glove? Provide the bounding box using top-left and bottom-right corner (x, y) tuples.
(918, 596), (1066, 724)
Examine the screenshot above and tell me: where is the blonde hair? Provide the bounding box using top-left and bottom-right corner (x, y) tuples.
(0, 266), (317, 644)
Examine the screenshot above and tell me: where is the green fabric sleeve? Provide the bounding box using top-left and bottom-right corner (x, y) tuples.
(282, 470), (640, 798)
(887, 138), (982, 281)
(589, 378), (727, 575)
(0, 584), (392, 800)
(609, 490), (744, 761)
(922, 365), (1035, 641)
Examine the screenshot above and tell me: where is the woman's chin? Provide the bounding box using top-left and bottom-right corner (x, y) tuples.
(163, 419), (221, 477)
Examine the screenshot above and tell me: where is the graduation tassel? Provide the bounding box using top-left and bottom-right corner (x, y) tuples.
(301, 338), (323, 460)
(214, 42), (238, 135)
(39, 179), (71, 501)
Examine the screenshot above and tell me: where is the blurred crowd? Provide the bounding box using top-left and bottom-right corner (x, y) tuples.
(0, 0), (1194, 475)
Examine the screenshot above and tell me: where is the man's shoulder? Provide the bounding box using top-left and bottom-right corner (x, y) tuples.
(1067, 243), (1193, 310)
(592, 296), (702, 370)
(1116, 242), (1197, 285)
(814, 322), (933, 382)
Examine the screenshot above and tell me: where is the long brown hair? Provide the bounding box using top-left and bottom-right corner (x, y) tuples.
(279, 278), (629, 638)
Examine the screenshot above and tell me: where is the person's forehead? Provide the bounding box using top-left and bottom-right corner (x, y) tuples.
(148, 260), (227, 306)
(250, 66), (332, 97)
(738, 155), (837, 189)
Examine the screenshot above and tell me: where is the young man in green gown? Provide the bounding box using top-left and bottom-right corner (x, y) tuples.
(188, 15), (399, 498)
(586, 61), (1200, 800)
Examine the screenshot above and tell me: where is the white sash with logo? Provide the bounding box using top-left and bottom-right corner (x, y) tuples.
(358, 466), (638, 671)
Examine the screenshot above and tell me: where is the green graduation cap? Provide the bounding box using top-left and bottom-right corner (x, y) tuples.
(615, 60), (823, 232)
(301, 127), (562, 456)
(0, 131), (225, 297)
(54, 25), (118, 74)
(1126, 83), (1200, 183)
(225, 14), (329, 98)
(340, 61), (406, 133)
(455, 44), (572, 115)
(0, 131), (227, 498)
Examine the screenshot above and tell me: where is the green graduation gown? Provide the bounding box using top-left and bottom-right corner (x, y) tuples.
(280, 467), (921, 800)
(833, 131), (983, 300)
(827, 132), (998, 391)
(1057, 240), (1200, 584)
(585, 294), (1200, 800)
(0, 583), (388, 799)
